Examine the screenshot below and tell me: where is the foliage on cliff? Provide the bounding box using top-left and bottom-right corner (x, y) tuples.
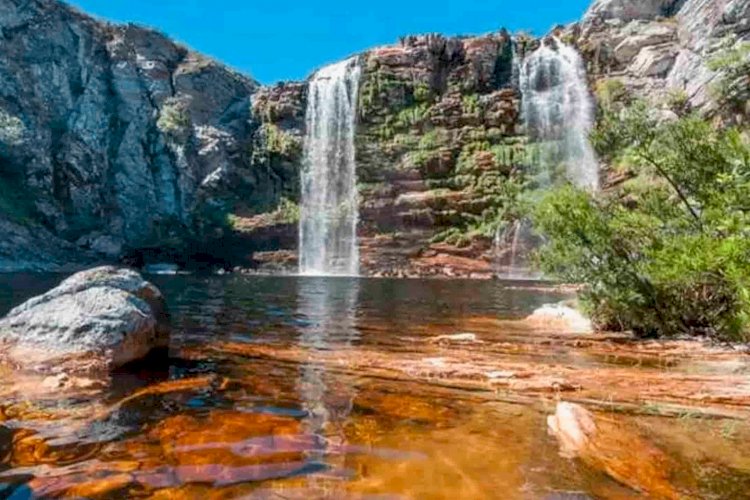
(534, 103), (750, 340)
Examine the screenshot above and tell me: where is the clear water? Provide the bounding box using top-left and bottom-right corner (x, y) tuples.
(299, 58), (362, 277)
(0, 274), (749, 499)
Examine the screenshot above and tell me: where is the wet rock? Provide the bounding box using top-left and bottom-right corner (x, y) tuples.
(431, 333), (481, 344)
(548, 402), (680, 499)
(525, 304), (593, 334)
(0, 266), (170, 372)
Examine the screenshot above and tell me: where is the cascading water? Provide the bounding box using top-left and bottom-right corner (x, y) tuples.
(519, 38), (599, 190)
(496, 38), (599, 279)
(299, 57), (362, 276)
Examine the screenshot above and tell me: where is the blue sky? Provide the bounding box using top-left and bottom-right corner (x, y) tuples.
(69, 0), (592, 84)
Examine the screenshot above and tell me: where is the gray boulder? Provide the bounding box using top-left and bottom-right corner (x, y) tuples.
(0, 266), (169, 372)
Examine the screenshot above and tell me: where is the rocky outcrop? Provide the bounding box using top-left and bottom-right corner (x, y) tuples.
(0, 0), (265, 270)
(1, 0), (747, 276)
(0, 266), (169, 372)
(579, 0), (750, 115)
(353, 33), (521, 277)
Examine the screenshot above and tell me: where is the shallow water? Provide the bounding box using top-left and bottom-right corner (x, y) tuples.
(0, 274), (749, 499)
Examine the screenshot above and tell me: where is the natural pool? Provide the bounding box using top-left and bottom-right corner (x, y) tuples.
(1, 274), (749, 499)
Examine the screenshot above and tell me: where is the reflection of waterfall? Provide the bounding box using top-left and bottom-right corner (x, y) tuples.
(299, 58), (362, 277)
(497, 37), (599, 279)
(519, 38), (599, 190)
(295, 277), (359, 473)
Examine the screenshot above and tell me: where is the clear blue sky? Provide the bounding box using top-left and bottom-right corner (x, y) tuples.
(69, 0), (592, 84)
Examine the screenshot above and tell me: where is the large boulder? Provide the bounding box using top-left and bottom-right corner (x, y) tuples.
(0, 267), (169, 372)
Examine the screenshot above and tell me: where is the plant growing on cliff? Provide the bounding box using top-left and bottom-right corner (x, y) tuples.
(708, 39), (750, 115)
(0, 110), (26, 147)
(534, 105), (750, 341)
(157, 98), (192, 139)
(263, 124), (301, 157)
(462, 94), (481, 115)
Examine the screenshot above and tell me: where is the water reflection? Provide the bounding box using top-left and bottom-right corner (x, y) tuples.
(1, 275), (749, 498)
(295, 277), (360, 484)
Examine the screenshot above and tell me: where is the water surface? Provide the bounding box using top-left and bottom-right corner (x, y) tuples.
(0, 274), (749, 499)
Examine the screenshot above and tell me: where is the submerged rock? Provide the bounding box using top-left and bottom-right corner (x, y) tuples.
(548, 402), (680, 500)
(0, 267), (169, 372)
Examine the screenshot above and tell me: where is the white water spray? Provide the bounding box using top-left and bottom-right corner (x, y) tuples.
(519, 38), (599, 190)
(496, 38), (599, 278)
(299, 58), (362, 276)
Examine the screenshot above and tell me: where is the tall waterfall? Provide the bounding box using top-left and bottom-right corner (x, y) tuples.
(519, 38), (599, 190)
(299, 58), (362, 276)
(496, 38), (598, 279)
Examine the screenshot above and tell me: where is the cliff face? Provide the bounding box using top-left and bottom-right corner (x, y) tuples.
(0, 0), (747, 274)
(0, 0), (267, 270)
(579, 0), (750, 115)
(253, 34), (525, 277)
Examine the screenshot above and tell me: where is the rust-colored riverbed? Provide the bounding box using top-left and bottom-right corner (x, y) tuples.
(1, 274), (749, 499)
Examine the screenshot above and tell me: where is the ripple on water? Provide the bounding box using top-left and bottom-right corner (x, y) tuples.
(0, 275), (749, 498)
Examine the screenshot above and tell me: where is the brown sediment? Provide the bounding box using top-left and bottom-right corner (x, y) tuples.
(182, 314), (750, 420)
(2, 312), (750, 498)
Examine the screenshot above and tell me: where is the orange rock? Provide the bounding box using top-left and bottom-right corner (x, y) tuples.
(548, 402), (680, 500)
(152, 410), (304, 469)
(60, 473), (133, 498)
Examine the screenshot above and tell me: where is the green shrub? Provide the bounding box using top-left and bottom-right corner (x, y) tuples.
(157, 98), (192, 138)
(533, 104), (750, 341)
(394, 103), (431, 130)
(413, 82), (433, 103)
(462, 94), (481, 115)
(0, 110), (26, 146)
(707, 39), (750, 112)
(594, 78), (629, 111)
(264, 123), (301, 157)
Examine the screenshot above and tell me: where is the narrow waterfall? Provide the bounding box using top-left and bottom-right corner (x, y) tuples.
(497, 38), (598, 279)
(519, 38), (599, 190)
(299, 58), (362, 276)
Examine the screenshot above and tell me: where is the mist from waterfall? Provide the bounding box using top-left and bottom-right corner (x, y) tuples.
(299, 58), (362, 276)
(519, 38), (599, 190)
(496, 38), (598, 279)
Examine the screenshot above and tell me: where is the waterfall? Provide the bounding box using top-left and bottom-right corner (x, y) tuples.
(519, 38), (599, 190)
(497, 38), (598, 279)
(299, 58), (362, 276)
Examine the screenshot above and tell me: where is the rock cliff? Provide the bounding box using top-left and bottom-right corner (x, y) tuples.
(0, 0), (747, 275)
(579, 0), (750, 116)
(0, 0), (266, 270)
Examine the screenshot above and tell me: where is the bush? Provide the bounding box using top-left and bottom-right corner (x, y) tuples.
(533, 104), (750, 341)
(707, 39), (750, 114)
(0, 110), (26, 147)
(157, 98), (192, 139)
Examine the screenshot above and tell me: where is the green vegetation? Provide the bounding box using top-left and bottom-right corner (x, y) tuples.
(534, 102), (750, 341)
(707, 39), (750, 113)
(263, 124), (301, 157)
(594, 78), (629, 111)
(157, 99), (192, 138)
(461, 94), (481, 115)
(0, 110), (26, 147)
(275, 197), (300, 224)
